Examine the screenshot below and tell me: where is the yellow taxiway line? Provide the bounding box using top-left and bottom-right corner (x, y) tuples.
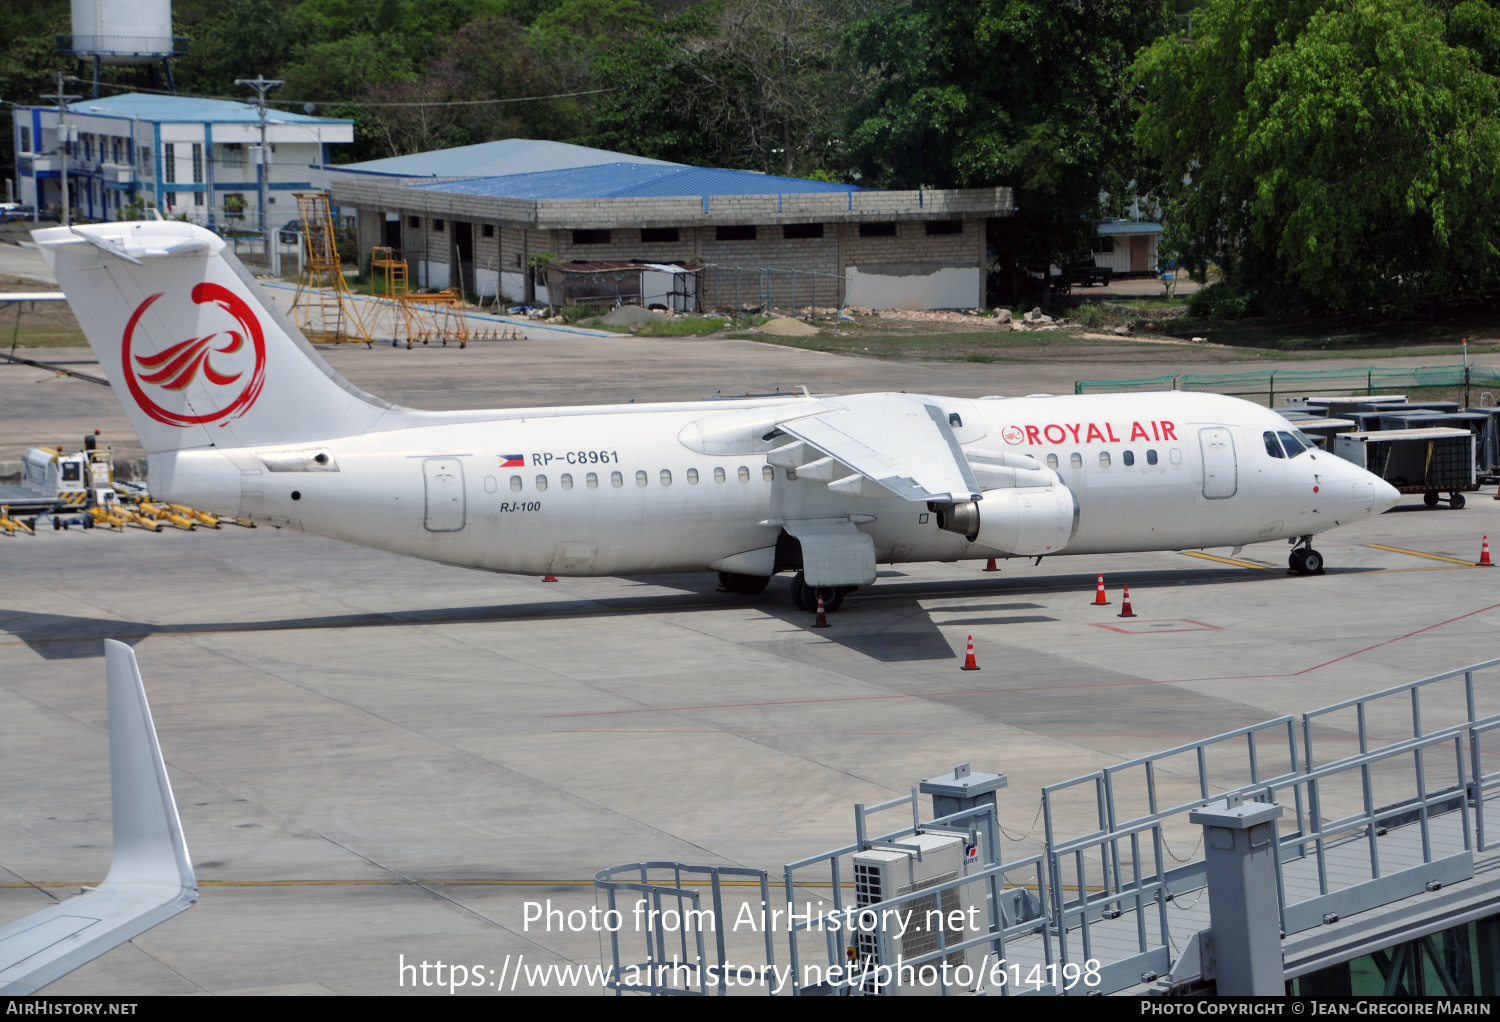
(1180, 551), (1276, 570)
(1365, 543), (1479, 566)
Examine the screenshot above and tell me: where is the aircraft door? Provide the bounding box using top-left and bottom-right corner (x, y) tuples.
(423, 457), (466, 532)
(1199, 427), (1238, 499)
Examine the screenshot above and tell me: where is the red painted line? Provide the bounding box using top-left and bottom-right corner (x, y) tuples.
(543, 602), (1500, 719)
(1090, 619), (1221, 635)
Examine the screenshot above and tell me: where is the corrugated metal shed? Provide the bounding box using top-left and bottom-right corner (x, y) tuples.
(336, 139), (680, 179)
(1098, 220), (1162, 235)
(415, 163), (861, 200)
(62, 93), (349, 125)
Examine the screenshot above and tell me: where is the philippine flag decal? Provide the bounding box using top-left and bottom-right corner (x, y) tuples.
(499, 454), (525, 467)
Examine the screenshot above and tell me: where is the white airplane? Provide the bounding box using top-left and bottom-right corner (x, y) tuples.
(36, 221), (1399, 612)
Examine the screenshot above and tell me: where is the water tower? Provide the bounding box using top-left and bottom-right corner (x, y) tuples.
(59, 0), (188, 97)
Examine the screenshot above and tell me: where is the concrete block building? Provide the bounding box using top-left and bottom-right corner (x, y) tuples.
(11, 93), (352, 225)
(330, 153), (1012, 311)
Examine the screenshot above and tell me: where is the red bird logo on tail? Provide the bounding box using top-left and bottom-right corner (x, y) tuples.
(122, 283), (267, 426)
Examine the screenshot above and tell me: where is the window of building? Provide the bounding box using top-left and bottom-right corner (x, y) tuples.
(716, 225), (757, 241)
(510, 475), (523, 492)
(481, 224), (494, 238)
(1123, 450), (1135, 467)
(925, 219), (962, 235)
(641, 227), (679, 243)
(1091, 236), (1116, 254)
(635, 470), (648, 487)
(18, 127), (30, 153)
(738, 466), (750, 483)
(560, 473), (573, 490)
(111, 138), (121, 163)
(762, 466), (774, 482)
(433, 219), (445, 232)
(783, 223), (823, 240)
(140, 147), (151, 174)
(611, 471), (623, 488)
(163, 143), (176, 184)
(859, 221), (896, 238)
(222, 144), (243, 168)
(165, 192), (176, 208)
(408, 216), (420, 229)
(686, 468), (699, 484)
(191, 144), (204, 184)
(572, 229), (610, 245)
(714, 467), (726, 483)
(193, 190), (204, 207)
(1099, 451), (1112, 468)
(586, 472), (598, 489)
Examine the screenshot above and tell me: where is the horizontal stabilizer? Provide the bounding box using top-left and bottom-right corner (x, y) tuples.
(0, 640), (196, 995)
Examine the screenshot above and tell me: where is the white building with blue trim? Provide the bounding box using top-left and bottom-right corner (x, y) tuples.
(11, 93), (352, 226)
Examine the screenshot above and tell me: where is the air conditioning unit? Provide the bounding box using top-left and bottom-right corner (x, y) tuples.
(852, 831), (988, 995)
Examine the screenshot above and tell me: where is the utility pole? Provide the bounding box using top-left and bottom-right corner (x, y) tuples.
(235, 75), (284, 274)
(40, 72), (81, 227)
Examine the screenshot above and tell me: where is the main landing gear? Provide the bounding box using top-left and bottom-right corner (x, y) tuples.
(1289, 536), (1325, 576)
(789, 571), (855, 614)
(716, 571), (769, 595)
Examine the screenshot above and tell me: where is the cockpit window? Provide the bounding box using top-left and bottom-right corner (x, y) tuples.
(1278, 430), (1308, 457)
(1263, 431), (1285, 459)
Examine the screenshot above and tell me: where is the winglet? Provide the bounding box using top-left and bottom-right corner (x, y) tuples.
(0, 641), (196, 995)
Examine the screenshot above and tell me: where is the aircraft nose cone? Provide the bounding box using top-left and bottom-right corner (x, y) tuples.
(1374, 478), (1400, 513)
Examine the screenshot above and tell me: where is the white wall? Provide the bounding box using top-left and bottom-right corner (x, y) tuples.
(845, 266), (981, 310)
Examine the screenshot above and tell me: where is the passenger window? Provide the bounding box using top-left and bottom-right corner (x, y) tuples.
(1278, 431), (1306, 456)
(660, 469), (672, 486)
(484, 476), (497, 493)
(635, 470), (648, 487)
(687, 468), (699, 484)
(1264, 431), (1286, 459)
(510, 475), (523, 492)
(611, 471), (623, 488)
(586, 472), (598, 489)
(1099, 451), (1112, 468)
(1123, 450), (1135, 467)
(762, 466), (774, 482)
(1169, 448), (1182, 465)
(1147, 449), (1158, 466)
(739, 466), (751, 483)
(714, 467), (726, 483)
(561, 473), (573, 490)
(535, 475), (548, 491)
(1046, 453), (1059, 469)
(1070, 452), (1083, 469)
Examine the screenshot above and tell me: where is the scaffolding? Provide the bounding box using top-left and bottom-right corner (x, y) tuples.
(290, 191), (372, 347)
(366, 246), (522, 348)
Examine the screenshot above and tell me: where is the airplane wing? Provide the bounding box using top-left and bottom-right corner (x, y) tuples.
(770, 393), (983, 503)
(0, 293), (68, 303)
(0, 641), (197, 995)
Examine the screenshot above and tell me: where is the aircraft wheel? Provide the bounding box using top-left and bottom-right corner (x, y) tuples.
(728, 573), (769, 595)
(1424, 490), (1441, 507)
(1289, 548), (1308, 574)
(1451, 492), (1467, 509)
(1302, 548), (1325, 574)
(790, 572), (811, 611)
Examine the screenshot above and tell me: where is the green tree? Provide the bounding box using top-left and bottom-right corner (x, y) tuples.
(847, 0), (1171, 278)
(1134, 0), (1500, 310)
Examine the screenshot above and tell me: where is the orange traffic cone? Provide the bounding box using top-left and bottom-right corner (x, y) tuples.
(1118, 585), (1137, 618)
(983, 558), (1000, 572)
(812, 592), (830, 628)
(1481, 536), (1494, 567)
(1093, 574), (1109, 605)
(543, 575), (558, 582)
(961, 635), (980, 671)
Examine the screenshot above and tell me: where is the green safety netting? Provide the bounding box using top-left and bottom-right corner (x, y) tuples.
(1075, 363), (1500, 396)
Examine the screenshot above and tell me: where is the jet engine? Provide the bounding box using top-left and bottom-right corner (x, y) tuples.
(933, 450), (1079, 556)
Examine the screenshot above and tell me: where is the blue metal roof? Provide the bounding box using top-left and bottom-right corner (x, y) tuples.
(339, 139), (679, 178)
(1098, 220), (1162, 235)
(416, 163), (861, 200)
(54, 93), (350, 124)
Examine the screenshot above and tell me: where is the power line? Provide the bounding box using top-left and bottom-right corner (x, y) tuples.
(41, 78), (615, 110)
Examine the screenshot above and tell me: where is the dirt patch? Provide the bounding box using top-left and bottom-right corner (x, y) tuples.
(600, 305), (670, 327)
(758, 316), (822, 337)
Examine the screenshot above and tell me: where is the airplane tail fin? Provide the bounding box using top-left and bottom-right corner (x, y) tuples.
(0, 641), (196, 995)
(33, 221), (395, 455)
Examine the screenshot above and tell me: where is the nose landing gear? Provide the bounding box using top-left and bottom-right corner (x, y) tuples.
(1289, 537), (1325, 576)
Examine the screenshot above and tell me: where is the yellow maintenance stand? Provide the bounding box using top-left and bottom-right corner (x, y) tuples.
(290, 191), (372, 347)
